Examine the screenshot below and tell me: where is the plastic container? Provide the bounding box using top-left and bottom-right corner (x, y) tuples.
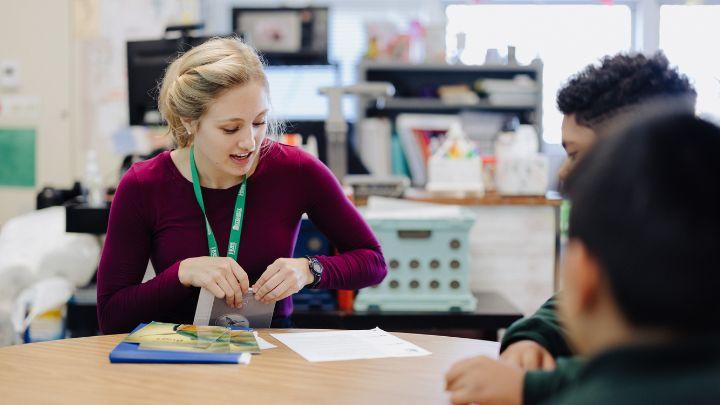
(84, 150), (104, 207)
(354, 209), (477, 312)
(24, 306), (67, 343)
(494, 126), (548, 196)
(481, 155), (497, 193)
(425, 123), (484, 194)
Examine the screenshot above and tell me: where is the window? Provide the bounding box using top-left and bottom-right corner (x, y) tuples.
(446, 4), (632, 144)
(660, 5), (720, 122)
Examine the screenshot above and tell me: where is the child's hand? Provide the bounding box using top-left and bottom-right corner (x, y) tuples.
(445, 356), (524, 405)
(501, 340), (557, 371)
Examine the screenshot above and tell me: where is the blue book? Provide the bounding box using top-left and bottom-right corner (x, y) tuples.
(109, 323), (252, 364)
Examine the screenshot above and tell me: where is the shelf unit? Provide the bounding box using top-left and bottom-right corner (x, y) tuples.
(357, 61), (543, 143)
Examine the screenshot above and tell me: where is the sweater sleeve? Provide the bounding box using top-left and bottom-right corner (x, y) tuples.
(96, 167), (192, 334)
(524, 357), (584, 405)
(500, 294), (573, 358)
(300, 156), (387, 289)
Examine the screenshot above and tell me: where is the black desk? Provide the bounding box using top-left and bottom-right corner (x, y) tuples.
(293, 291), (522, 340)
(69, 288), (522, 341)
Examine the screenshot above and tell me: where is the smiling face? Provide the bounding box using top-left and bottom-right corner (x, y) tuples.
(558, 114), (598, 183)
(184, 81), (270, 183)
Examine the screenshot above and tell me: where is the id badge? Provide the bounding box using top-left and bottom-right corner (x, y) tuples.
(193, 288), (275, 328)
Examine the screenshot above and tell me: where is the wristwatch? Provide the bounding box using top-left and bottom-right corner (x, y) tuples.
(305, 256), (323, 288)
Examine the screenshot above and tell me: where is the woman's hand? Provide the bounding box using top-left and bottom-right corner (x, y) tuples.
(178, 256), (249, 308)
(252, 258), (313, 304)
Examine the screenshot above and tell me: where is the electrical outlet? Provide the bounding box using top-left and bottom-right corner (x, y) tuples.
(0, 60), (21, 90)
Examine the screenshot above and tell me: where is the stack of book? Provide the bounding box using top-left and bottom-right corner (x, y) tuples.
(109, 322), (259, 364)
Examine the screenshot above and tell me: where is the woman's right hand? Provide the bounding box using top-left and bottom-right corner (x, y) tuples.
(178, 256), (249, 308)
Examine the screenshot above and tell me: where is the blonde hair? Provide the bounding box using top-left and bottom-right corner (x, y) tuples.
(158, 37), (281, 148)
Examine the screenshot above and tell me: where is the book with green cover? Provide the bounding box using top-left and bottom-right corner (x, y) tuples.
(109, 322), (257, 364)
(124, 322), (260, 354)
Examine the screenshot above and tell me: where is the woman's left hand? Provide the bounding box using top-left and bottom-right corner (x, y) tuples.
(252, 258), (313, 304)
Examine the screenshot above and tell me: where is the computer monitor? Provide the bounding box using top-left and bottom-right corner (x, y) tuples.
(126, 36), (212, 126)
(232, 7), (329, 65)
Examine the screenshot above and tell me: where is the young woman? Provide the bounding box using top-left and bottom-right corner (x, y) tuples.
(97, 37), (387, 334)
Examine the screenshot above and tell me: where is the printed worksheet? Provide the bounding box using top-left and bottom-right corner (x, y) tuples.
(270, 328), (432, 362)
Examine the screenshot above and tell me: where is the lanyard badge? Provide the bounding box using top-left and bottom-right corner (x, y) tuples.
(189, 146), (247, 260)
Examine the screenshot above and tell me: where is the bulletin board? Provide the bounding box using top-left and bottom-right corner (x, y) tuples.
(0, 128), (35, 187)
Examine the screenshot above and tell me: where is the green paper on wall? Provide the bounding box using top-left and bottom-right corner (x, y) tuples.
(0, 128), (36, 187)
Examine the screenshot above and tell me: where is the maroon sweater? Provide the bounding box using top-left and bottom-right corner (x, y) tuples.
(96, 142), (387, 334)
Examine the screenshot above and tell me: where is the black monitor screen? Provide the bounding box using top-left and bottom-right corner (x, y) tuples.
(126, 36), (212, 126)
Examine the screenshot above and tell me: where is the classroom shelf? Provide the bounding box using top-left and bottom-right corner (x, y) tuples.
(357, 61), (543, 138)
(375, 97), (536, 111)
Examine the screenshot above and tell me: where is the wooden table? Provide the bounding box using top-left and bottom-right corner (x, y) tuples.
(0, 329), (499, 404)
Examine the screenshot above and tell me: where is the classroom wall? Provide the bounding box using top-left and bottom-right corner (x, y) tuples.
(0, 0), (556, 315)
(469, 206), (556, 315)
(70, 0), (201, 200)
(0, 0), (202, 225)
(0, 0), (444, 226)
(0, 0), (76, 224)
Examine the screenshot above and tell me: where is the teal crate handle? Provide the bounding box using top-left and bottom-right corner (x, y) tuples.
(397, 230), (432, 239)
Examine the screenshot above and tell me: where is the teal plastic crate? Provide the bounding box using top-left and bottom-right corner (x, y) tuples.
(355, 211), (477, 312)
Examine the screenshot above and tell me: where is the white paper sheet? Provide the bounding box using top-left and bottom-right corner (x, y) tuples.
(270, 328), (431, 362)
(238, 353), (252, 364)
(253, 331), (277, 350)
(468, 339), (501, 360)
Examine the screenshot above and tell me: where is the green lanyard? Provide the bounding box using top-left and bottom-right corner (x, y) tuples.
(189, 146), (247, 260)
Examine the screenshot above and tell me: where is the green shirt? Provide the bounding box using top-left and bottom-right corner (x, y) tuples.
(501, 295), (579, 404)
(543, 335), (720, 405)
(524, 357), (584, 405)
(501, 295), (572, 358)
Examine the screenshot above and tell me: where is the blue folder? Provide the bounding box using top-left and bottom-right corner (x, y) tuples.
(109, 323), (251, 364)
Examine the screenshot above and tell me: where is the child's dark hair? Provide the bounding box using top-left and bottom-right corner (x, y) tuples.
(566, 110), (720, 332)
(557, 52), (696, 127)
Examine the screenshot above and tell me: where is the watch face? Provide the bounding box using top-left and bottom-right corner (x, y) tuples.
(312, 259), (323, 274)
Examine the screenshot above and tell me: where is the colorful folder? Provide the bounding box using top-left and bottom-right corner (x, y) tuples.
(109, 323), (252, 364)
